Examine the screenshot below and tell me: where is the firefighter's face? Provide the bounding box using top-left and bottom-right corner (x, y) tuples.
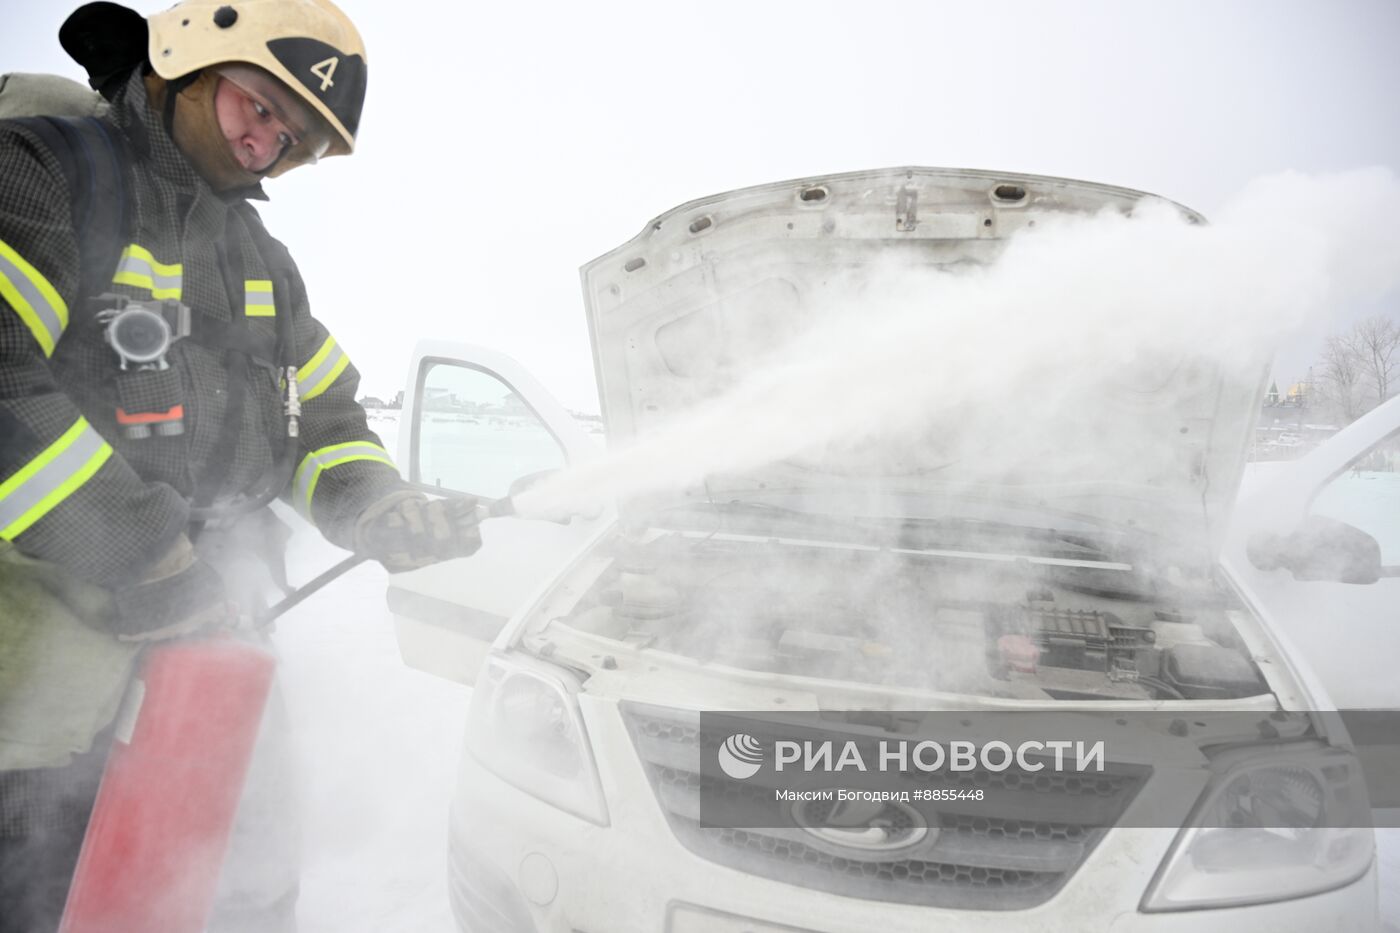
(212, 77), (298, 173)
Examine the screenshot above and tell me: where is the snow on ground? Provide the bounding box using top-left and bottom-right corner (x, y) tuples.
(1314, 470), (1400, 563)
(265, 415), (1396, 931)
(275, 532), (465, 933)
(267, 410), (464, 931)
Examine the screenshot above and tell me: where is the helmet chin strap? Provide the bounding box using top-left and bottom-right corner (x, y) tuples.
(255, 146), (289, 178)
(162, 70), (200, 138)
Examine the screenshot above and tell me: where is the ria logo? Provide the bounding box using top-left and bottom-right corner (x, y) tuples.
(718, 733), (764, 779)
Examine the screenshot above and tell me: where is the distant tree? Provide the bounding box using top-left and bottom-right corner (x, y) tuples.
(1313, 313), (1400, 422)
(1317, 335), (1366, 421)
(1352, 313), (1400, 406)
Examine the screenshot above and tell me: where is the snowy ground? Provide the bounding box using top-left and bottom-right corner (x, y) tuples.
(268, 413), (1397, 931)
(276, 544), (463, 933)
(273, 411), (463, 932)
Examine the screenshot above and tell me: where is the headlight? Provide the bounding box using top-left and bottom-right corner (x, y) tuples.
(465, 653), (609, 825)
(1143, 743), (1374, 911)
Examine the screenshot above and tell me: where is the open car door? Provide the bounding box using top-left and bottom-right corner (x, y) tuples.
(1224, 393), (1400, 710)
(388, 340), (609, 685)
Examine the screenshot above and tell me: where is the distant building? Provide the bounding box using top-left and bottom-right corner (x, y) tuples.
(1252, 396), (1338, 461)
(499, 394), (531, 416)
(568, 409), (605, 435)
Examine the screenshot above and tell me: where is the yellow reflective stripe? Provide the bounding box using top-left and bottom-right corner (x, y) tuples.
(245, 279), (275, 317)
(112, 244), (183, 300)
(301, 454), (393, 517)
(297, 336), (350, 403)
(293, 442), (396, 518)
(122, 244), (181, 277)
(297, 337), (336, 382)
(303, 354), (349, 403)
(0, 238), (69, 356)
(0, 417), (113, 540)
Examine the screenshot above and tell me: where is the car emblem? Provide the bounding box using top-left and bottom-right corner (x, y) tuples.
(791, 797), (934, 854)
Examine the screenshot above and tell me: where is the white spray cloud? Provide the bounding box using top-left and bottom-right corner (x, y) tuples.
(514, 169), (1400, 521)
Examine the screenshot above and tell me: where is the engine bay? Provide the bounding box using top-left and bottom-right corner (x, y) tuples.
(553, 529), (1270, 701)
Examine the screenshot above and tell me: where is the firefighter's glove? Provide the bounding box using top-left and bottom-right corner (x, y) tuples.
(354, 492), (485, 573)
(111, 535), (232, 641)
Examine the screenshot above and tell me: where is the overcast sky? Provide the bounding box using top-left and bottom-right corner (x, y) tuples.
(5, 0), (1399, 410)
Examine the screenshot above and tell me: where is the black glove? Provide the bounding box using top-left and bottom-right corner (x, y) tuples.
(110, 536), (232, 641)
(353, 492), (485, 573)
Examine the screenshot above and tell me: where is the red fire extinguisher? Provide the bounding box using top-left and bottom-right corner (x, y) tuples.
(58, 637), (277, 933)
(55, 545), (399, 930)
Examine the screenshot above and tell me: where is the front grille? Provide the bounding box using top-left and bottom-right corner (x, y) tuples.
(621, 703), (1149, 910)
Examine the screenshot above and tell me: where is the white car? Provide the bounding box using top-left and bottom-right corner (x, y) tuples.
(386, 169), (1397, 932)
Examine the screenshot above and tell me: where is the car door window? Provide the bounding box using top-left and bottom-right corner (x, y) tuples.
(1309, 431), (1400, 566)
(411, 360), (567, 499)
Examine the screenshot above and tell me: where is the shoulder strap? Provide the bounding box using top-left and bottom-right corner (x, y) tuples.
(4, 115), (131, 302)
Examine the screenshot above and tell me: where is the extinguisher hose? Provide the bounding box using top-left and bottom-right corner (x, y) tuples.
(254, 553), (367, 628)
(254, 495), (514, 628)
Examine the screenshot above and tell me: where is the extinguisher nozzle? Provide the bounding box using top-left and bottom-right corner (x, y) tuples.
(487, 496), (516, 518)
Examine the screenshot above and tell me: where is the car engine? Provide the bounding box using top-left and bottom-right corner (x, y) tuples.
(557, 529), (1269, 701)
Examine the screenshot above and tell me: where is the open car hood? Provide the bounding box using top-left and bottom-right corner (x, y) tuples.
(580, 168), (1269, 560)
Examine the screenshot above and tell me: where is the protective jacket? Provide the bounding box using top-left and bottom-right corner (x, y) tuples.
(0, 70), (404, 770)
(0, 69), (402, 586)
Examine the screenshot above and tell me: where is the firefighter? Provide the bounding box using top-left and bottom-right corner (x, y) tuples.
(0, 1), (481, 929)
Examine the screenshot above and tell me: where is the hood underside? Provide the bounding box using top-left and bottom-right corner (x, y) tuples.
(581, 168), (1269, 556)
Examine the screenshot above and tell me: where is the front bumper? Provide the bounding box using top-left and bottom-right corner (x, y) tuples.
(446, 712), (1381, 933)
